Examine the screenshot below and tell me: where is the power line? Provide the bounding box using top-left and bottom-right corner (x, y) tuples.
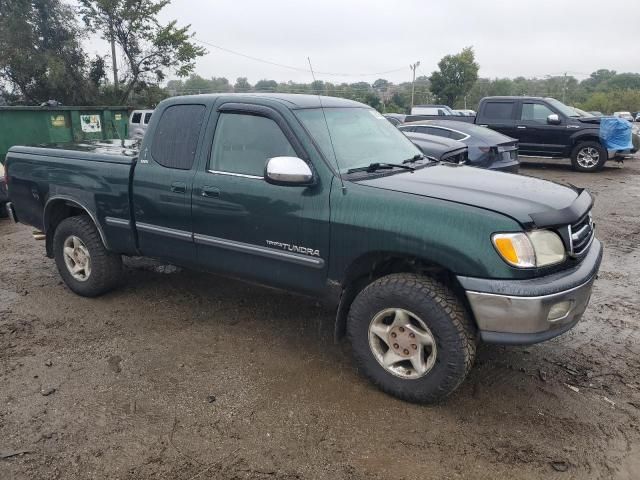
(193, 38), (408, 78)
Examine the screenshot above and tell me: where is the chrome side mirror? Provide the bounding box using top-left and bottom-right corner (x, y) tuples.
(265, 157), (314, 186)
(547, 114), (561, 125)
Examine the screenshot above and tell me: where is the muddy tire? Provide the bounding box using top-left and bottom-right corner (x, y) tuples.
(53, 216), (122, 297)
(347, 273), (476, 403)
(570, 141), (607, 172)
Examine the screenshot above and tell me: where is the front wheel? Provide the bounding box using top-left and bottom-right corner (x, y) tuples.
(347, 273), (476, 403)
(53, 216), (122, 297)
(571, 141), (607, 172)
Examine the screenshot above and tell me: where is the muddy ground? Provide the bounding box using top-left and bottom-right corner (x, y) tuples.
(1, 157), (639, 480)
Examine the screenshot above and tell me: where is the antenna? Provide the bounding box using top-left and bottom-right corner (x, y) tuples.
(307, 57), (346, 193)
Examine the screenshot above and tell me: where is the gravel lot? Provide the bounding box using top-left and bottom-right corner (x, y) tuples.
(1, 156), (639, 480)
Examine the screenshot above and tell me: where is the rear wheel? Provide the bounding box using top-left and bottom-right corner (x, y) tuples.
(571, 141), (607, 172)
(347, 273), (476, 403)
(53, 216), (122, 297)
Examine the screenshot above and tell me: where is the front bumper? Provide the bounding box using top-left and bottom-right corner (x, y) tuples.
(458, 239), (603, 345)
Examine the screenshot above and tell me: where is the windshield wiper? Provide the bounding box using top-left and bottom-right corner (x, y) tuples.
(402, 154), (439, 164)
(402, 154), (425, 164)
(347, 162), (415, 174)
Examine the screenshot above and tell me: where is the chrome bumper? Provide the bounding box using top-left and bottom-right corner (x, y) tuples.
(466, 277), (594, 344)
(458, 239), (602, 345)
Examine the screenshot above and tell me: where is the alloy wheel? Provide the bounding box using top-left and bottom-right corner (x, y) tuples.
(576, 147), (600, 168)
(368, 308), (437, 379)
(63, 235), (92, 281)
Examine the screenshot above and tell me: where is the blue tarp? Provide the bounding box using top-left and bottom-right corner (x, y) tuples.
(599, 117), (633, 151)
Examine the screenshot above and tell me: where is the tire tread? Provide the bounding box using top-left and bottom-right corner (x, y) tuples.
(53, 216), (122, 297)
(347, 273), (476, 403)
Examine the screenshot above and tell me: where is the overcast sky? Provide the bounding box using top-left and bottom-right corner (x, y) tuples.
(85, 0), (638, 85)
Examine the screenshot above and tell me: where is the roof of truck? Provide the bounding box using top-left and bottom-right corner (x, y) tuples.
(480, 96), (548, 101)
(166, 93), (366, 109)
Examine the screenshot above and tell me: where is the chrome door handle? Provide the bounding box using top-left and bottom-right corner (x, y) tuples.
(516, 126), (527, 129)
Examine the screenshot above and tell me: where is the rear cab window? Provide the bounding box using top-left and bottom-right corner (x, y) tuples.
(151, 104), (206, 170)
(481, 102), (515, 122)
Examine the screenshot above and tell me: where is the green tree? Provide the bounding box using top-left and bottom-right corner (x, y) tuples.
(0, 0), (95, 104)
(78, 0), (206, 103)
(234, 77), (251, 92)
(362, 92), (381, 111)
(254, 79), (278, 91)
(429, 47), (479, 107)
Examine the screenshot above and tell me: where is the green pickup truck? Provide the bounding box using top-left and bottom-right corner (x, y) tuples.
(4, 94), (602, 403)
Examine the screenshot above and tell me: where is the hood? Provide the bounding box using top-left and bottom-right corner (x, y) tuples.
(575, 116), (601, 125)
(404, 132), (467, 158)
(354, 163), (583, 227)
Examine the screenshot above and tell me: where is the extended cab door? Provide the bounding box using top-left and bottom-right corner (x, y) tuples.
(515, 101), (567, 156)
(190, 103), (331, 294)
(132, 103), (207, 265)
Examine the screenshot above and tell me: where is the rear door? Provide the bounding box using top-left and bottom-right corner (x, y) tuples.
(132, 103), (207, 265)
(516, 101), (566, 155)
(477, 100), (518, 139)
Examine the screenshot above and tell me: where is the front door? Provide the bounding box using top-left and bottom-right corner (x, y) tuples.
(516, 101), (567, 156)
(191, 105), (331, 294)
(132, 103), (207, 265)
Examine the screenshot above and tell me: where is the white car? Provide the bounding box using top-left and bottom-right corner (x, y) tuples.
(613, 111), (634, 122)
(452, 109), (477, 116)
(128, 109), (154, 140)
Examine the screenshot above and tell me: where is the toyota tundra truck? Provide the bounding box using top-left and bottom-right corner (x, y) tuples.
(4, 94), (602, 403)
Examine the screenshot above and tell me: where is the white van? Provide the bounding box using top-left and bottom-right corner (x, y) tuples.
(128, 110), (154, 140)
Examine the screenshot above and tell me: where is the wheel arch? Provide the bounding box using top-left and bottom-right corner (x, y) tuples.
(571, 133), (603, 148)
(43, 197), (109, 257)
(333, 251), (469, 340)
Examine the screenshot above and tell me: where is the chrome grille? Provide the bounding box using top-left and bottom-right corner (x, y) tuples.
(569, 211), (594, 257)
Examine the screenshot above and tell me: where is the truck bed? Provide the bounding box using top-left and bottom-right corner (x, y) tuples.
(5, 140), (139, 255)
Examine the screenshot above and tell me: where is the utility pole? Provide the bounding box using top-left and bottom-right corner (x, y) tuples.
(410, 61), (420, 111)
(109, 21), (118, 88)
(562, 72), (567, 104)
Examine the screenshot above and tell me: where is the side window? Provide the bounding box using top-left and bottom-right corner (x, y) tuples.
(416, 126), (446, 137)
(521, 103), (555, 123)
(151, 104), (206, 170)
(210, 113), (296, 177)
(131, 112), (142, 124)
(144, 112), (153, 124)
(448, 130), (467, 140)
(482, 102), (515, 121)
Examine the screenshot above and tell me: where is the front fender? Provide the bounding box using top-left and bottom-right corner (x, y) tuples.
(328, 181), (526, 283)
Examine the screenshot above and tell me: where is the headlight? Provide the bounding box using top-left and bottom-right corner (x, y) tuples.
(493, 230), (566, 268)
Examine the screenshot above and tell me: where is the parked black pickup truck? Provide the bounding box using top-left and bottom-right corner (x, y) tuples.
(4, 94), (602, 403)
(475, 96), (625, 171)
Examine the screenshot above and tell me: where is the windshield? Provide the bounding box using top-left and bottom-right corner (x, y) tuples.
(295, 107), (422, 173)
(546, 98), (580, 118)
(572, 107), (591, 117)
